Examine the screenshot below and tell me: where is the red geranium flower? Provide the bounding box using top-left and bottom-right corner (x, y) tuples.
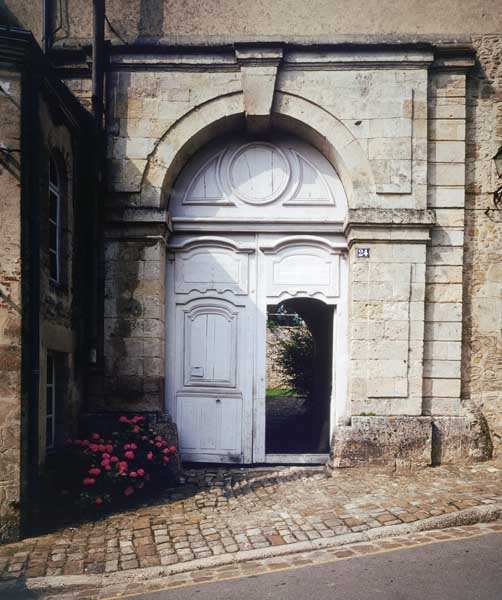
(95, 497), (104, 505)
(132, 426), (140, 433)
(91, 433), (100, 440)
(124, 451), (135, 460)
(89, 468), (101, 476)
(110, 456), (119, 463)
(146, 452), (153, 460)
(137, 468), (145, 476)
(106, 444), (114, 453)
(129, 471), (138, 478)
(124, 486), (134, 496)
(163, 456), (170, 463)
(83, 477), (96, 485)
(119, 416), (128, 423)
(169, 446), (177, 453)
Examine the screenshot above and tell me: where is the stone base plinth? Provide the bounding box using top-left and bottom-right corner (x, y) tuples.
(329, 414), (493, 472)
(432, 416), (493, 465)
(328, 416), (433, 471)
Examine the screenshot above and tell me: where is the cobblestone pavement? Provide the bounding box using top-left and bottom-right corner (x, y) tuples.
(5, 522), (502, 600)
(0, 459), (501, 584)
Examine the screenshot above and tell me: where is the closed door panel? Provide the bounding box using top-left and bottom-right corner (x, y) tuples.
(177, 395), (242, 458)
(184, 305), (237, 387)
(173, 292), (251, 462)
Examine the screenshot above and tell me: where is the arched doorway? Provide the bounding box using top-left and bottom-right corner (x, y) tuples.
(166, 135), (348, 464)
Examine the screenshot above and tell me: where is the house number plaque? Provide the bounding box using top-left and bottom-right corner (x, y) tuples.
(356, 247), (370, 258)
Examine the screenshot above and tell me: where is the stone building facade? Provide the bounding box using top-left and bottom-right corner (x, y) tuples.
(0, 27), (95, 542)
(0, 1), (501, 541)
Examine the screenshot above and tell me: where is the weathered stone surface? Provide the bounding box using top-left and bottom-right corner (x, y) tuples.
(329, 416), (433, 470)
(0, 69), (22, 544)
(432, 414), (493, 465)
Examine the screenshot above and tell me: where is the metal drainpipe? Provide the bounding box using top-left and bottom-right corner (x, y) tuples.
(42, 0), (52, 53)
(90, 0), (106, 389)
(92, 0), (105, 128)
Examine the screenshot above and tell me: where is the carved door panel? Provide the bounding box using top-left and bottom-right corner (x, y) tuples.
(167, 241), (254, 463)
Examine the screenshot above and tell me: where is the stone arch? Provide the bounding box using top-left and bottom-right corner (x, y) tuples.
(140, 90), (376, 209)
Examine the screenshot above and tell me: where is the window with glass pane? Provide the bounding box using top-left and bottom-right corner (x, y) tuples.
(46, 353), (56, 450)
(48, 156), (61, 283)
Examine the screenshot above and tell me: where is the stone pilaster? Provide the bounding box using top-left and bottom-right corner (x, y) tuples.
(98, 208), (170, 412)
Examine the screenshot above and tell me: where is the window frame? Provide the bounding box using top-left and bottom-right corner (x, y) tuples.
(48, 156), (61, 285)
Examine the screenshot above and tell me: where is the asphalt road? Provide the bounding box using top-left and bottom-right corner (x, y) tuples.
(134, 532), (502, 600)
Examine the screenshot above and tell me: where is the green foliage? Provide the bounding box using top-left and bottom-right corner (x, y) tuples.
(274, 326), (314, 397)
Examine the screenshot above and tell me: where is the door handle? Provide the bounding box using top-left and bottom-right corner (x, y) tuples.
(216, 398), (221, 403)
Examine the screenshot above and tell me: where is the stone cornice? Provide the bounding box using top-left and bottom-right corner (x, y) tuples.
(104, 207), (171, 240)
(344, 208), (435, 244)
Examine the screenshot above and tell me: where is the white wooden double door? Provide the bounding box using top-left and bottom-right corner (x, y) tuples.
(166, 233), (346, 464)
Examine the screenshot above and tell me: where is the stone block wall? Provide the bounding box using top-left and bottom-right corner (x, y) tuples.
(463, 35), (502, 455)
(424, 71), (467, 416)
(0, 69), (22, 542)
(347, 213), (431, 417)
(101, 233), (166, 411)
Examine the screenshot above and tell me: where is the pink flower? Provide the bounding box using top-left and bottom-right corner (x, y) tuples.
(129, 471), (138, 478)
(155, 442), (162, 448)
(155, 436), (162, 442)
(83, 477), (96, 485)
(124, 451), (135, 460)
(98, 444), (106, 452)
(132, 426), (140, 433)
(146, 452), (153, 460)
(163, 456), (170, 463)
(102, 453), (110, 459)
(137, 468), (145, 476)
(110, 456), (119, 463)
(92, 433), (100, 440)
(119, 416), (128, 423)
(101, 459), (110, 467)
(169, 446), (177, 454)
(95, 497), (104, 505)
(104, 465), (112, 471)
(149, 440), (154, 445)
(124, 443), (131, 450)
(163, 448), (170, 454)
(81, 440), (90, 446)
(89, 468), (101, 476)
(124, 486), (134, 496)
(141, 435), (148, 441)
(106, 444), (114, 453)
(130, 443), (138, 450)
(118, 461), (128, 470)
